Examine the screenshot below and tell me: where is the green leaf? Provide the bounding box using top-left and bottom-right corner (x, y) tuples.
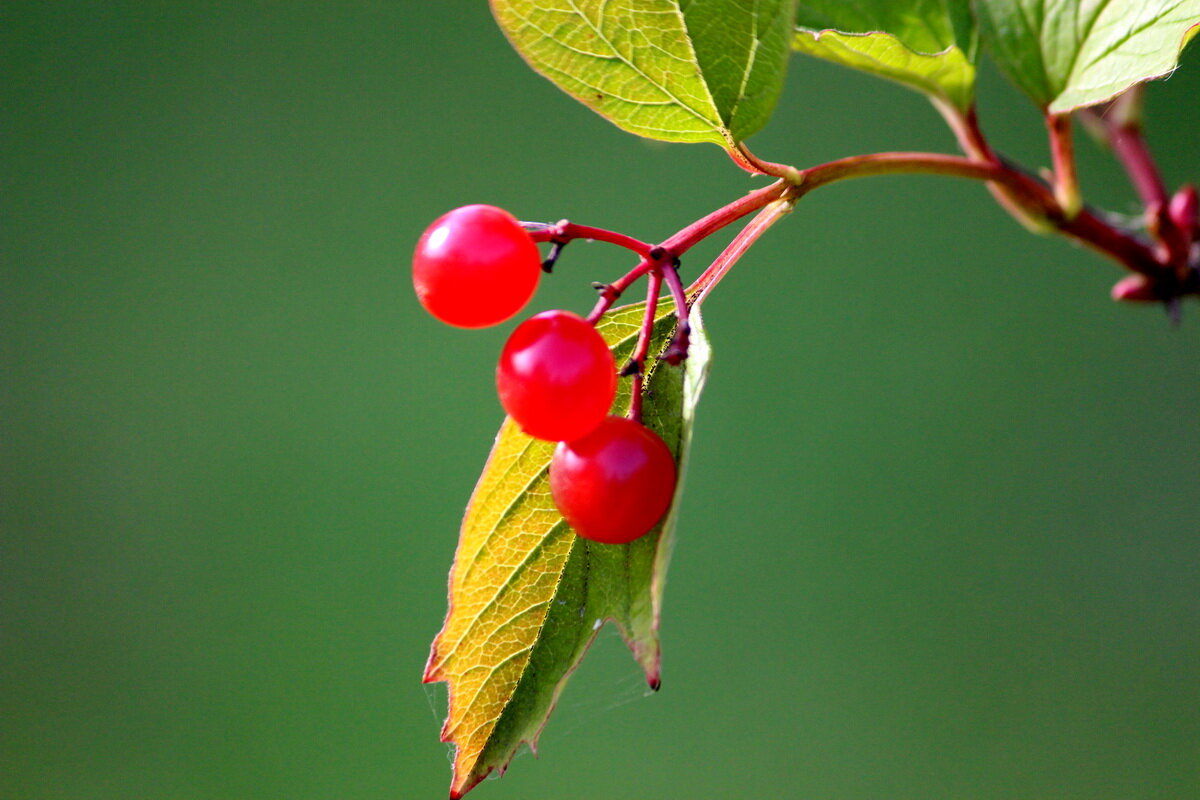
(424, 302), (710, 799)
(792, 0), (977, 110)
(489, 0), (796, 148)
(976, 0), (1200, 113)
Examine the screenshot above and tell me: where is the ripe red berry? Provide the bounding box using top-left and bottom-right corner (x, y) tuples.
(412, 204), (541, 328)
(497, 310), (617, 442)
(549, 416), (677, 544)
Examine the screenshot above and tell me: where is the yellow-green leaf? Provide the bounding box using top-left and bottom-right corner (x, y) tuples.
(976, 0), (1200, 112)
(791, 28), (975, 110)
(490, 0), (796, 149)
(424, 302), (710, 798)
(791, 0), (977, 110)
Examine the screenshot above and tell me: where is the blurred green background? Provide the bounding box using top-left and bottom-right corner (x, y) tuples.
(4, 4), (1198, 798)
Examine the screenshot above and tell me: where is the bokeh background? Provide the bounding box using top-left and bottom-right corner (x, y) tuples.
(4, 4), (1198, 799)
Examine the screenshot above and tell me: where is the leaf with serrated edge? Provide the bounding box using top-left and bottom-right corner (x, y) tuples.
(424, 302), (710, 798)
(792, 0), (977, 109)
(976, 0), (1200, 112)
(490, 0), (795, 148)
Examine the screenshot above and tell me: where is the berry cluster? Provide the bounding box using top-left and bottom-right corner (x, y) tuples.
(413, 204), (678, 544)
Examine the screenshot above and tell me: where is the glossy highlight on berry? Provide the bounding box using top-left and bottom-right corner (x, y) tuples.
(550, 416), (677, 545)
(496, 310), (617, 442)
(412, 204), (541, 328)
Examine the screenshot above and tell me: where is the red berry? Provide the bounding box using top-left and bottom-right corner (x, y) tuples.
(497, 310), (617, 442)
(549, 416), (677, 544)
(412, 204), (541, 328)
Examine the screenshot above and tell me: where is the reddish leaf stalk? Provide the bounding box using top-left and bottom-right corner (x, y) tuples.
(938, 102), (1177, 282)
(1047, 113), (1082, 218)
(934, 100), (1053, 233)
(688, 198), (795, 305)
(1078, 89), (1197, 293)
(1107, 115), (1170, 209)
(732, 142), (803, 182)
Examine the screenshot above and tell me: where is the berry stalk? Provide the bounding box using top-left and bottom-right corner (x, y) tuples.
(523, 220), (653, 257)
(625, 270), (662, 423)
(1084, 87), (1171, 209)
(587, 258), (653, 324)
(659, 262), (690, 366)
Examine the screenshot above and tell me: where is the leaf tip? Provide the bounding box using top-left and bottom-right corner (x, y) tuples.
(422, 639), (443, 684)
(449, 762), (489, 799)
(631, 636), (662, 691)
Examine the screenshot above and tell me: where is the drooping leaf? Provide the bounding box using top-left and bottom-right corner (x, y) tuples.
(489, 0), (796, 149)
(976, 0), (1200, 113)
(424, 302), (711, 798)
(792, 0), (977, 110)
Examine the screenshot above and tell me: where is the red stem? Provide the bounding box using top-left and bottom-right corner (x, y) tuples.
(526, 221), (653, 257)
(1110, 123), (1169, 209)
(659, 263), (691, 365)
(586, 111), (1183, 336)
(587, 259), (652, 324)
(1088, 87), (1171, 211)
(659, 181), (791, 258)
(688, 199), (794, 305)
(803, 151), (1164, 277)
(1047, 113), (1081, 217)
(627, 271), (662, 423)
(934, 100), (1052, 232)
(1080, 90), (1196, 287)
(932, 103), (1170, 280)
(1059, 210), (1168, 276)
(662, 263), (689, 324)
(798, 152), (1017, 193)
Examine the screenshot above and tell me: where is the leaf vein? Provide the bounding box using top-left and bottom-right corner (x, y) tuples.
(560, 0), (720, 128)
